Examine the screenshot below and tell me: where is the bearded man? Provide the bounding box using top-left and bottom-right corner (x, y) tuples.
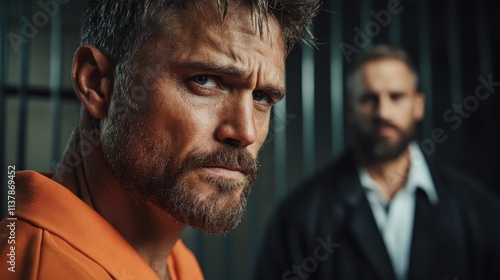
(0, 0), (319, 279)
(256, 45), (500, 280)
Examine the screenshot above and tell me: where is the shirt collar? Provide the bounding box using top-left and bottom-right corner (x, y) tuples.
(358, 142), (439, 205)
(406, 142), (439, 204)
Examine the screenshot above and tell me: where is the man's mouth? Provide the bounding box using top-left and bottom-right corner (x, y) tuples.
(377, 126), (397, 136)
(200, 164), (246, 180)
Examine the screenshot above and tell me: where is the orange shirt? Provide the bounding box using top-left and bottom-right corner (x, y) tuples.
(0, 171), (204, 280)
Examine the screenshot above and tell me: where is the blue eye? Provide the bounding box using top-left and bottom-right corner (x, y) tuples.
(253, 91), (272, 105)
(192, 75), (217, 87)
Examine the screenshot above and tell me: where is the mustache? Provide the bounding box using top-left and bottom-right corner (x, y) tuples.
(373, 120), (400, 131)
(179, 146), (259, 179)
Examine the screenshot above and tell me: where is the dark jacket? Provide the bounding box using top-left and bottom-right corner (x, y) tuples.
(255, 150), (500, 280)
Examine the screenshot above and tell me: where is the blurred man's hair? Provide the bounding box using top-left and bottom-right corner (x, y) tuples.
(346, 45), (418, 100)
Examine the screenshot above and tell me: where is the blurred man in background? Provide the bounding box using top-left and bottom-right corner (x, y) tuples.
(0, 0), (319, 279)
(256, 45), (500, 280)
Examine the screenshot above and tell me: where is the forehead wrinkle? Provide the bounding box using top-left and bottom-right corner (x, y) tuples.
(159, 1), (285, 93)
(228, 49), (285, 96)
(195, 31), (284, 91)
(364, 59), (416, 90)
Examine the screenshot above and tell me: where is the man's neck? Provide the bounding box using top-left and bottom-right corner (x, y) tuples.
(53, 128), (183, 280)
(362, 147), (411, 201)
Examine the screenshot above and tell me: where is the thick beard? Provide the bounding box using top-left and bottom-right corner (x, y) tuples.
(157, 173), (253, 234)
(100, 101), (258, 235)
(355, 122), (415, 162)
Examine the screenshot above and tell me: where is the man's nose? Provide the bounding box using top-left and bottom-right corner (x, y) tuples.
(375, 96), (393, 121)
(215, 94), (257, 148)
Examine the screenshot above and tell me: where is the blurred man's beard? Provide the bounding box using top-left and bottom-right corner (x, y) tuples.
(100, 106), (258, 235)
(355, 121), (415, 162)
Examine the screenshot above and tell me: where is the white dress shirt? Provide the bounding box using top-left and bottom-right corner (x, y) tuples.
(358, 142), (439, 280)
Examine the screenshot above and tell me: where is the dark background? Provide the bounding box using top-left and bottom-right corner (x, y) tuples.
(1, 0), (499, 279)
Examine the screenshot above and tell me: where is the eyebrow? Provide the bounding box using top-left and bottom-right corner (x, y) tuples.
(265, 86), (286, 102)
(179, 61), (286, 101)
(181, 61), (246, 77)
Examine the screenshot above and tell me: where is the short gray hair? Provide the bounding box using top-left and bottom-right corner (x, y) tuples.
(346, 45), (418, 101)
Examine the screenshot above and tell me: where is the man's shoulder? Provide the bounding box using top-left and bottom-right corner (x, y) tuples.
(0, 171), (111, 279)
(4, 171), (165, 279)
(273, 151), (359, 222)
(432, 162), (500, 210)
(290, 151), (356, 196)
(0, 217), (112, 279)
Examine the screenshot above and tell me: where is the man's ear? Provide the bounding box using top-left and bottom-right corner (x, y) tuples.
(72, 45), (114, 119)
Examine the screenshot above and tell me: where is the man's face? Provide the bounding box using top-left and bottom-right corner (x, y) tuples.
(349, 58), (424, 161)
(100, 3), (285, 234)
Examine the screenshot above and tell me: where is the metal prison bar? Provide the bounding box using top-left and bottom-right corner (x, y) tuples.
(2, 0), (499, 279)
(16, 0), (30, 172)
(0, 0), (8, 218)
(417, 0), (433, 138)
